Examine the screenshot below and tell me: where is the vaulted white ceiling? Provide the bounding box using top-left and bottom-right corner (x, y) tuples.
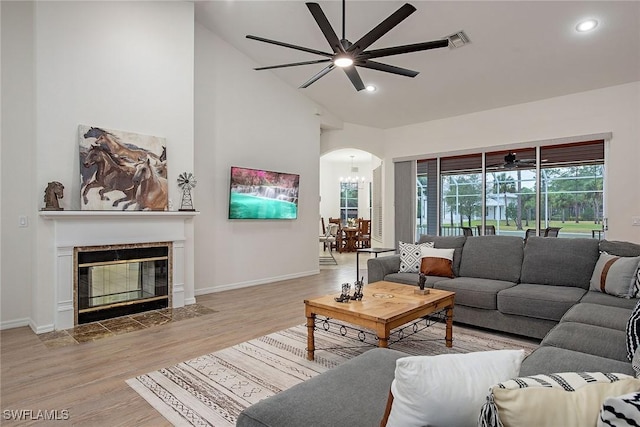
(196, 1), (640, 129)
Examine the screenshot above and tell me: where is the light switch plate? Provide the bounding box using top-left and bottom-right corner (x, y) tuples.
(18, 216), (28, 228)
(632, 216), (640, 226)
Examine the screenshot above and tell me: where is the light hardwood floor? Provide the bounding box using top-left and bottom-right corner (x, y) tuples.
(0, 251), (360, 426)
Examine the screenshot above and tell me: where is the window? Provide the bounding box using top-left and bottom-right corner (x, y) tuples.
(539, 141), (604, 238)
(340, 182), (358, 225)
(415, 140), (605, 239)
(439, 154), (482, 236)
(485, 148), (537, 236)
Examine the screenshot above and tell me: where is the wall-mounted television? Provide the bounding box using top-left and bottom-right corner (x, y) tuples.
(228, 166), (300, 220)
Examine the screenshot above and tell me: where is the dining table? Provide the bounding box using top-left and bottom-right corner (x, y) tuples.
(341, 227), (359, 252)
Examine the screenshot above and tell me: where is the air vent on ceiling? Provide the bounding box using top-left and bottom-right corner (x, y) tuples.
(447, 31), (470, 49)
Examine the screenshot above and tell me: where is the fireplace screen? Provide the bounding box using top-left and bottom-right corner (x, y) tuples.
(76, 244), (170, 324)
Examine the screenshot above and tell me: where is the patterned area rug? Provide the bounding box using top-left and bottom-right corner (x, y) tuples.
(127, 321), (538, 426)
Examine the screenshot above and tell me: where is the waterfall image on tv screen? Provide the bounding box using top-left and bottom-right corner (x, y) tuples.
(229, 166), (300, 219)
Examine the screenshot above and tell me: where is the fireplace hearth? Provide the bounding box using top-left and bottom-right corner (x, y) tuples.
(75, 243), (172, 324)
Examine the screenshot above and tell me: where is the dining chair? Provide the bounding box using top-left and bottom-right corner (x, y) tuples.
(328, 217), (344, 252)
(544, 227), (561, 237)
(319, 224), (339, 265)
(524, 228), (536, 242)
(321, 217), (327, 251)
(461, 227), (473, 237)
(476, 225), (496, 235)
(357, 219), (371, 248)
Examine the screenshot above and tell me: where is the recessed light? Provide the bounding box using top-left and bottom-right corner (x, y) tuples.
(576, 19), (598, 32)
(365, 85), (377, 92)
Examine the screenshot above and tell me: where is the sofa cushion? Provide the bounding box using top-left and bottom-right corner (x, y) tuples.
(399, 241), (433, 273)
(520, 237), (599, 288)
(236, 348), (406, 427)
(498, 284), (586, 321)
(561, 303), (631, 331)
(542, 322), (629, 362)
(479, 372), (640, 427)
(434, 277), (515, 310)
(458, 236), (524, 282)
(589, 252), (640, 298)
(580, 291), (640, 309)
(417, 235), (466, 276)
(600, 240), (640, 257)
(520, 346), (635, 377)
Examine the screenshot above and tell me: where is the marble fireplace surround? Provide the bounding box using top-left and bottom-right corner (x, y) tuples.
(40, 211), (198, 331)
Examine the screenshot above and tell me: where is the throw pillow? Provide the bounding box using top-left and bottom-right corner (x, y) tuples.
(598, 391), (640, 427)
(399, 241), (434, 273)
(627, 299), (640, 361)
(419, 246), (455, 278)
(479, 372), (640, 427)
(589, 253), (640, 297)
(384, 349), (525, 427)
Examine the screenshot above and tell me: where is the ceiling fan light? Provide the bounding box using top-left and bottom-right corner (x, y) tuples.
(576, 19), (598, 32)
(334, 56), (354, 68)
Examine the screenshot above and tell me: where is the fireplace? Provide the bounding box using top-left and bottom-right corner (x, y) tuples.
(75, 242), (172, 324)
(39, 210), (197, 333)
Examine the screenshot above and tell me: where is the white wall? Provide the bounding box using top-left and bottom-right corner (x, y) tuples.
(1, 1), (195, 331)
(382, 82), (640, 245)
(194, 24), (320, 293)
(1, 1), (37, 329)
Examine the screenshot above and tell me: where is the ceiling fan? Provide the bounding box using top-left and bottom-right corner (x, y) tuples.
(246, 0), (452, 91)
(491, 153), (542, 170)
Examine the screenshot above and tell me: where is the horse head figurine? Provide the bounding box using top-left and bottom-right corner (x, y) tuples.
(42, 181), (64, 211)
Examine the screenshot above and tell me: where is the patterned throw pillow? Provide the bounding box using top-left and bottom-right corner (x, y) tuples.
(479, 372), (640, 427)
(589, 253), (640, 298)
(626, 299), (640, 361)
(399, 241), (433, 273)
(598, 391), (640, 427)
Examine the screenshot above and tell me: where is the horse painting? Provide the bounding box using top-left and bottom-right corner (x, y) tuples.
(133, 157), (168, 211)
(79, 125), (167, 210)
(82, 144), (137, 209)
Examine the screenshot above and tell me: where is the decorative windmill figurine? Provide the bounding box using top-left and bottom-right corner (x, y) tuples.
(177, 172), (197, 211)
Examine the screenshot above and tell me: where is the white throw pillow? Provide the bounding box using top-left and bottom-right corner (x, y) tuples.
(385, 350), (525, 427)
(399, 241), (434, 273)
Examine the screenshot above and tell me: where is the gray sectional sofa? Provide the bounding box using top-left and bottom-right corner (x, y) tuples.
(237, 236), (640, 427)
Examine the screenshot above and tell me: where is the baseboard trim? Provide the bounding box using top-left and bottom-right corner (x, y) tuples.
(0, 317), (31, 331)
(195, 269), (319, 295)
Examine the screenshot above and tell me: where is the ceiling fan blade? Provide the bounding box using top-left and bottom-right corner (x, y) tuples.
(306, 3), (345, 54)
(359, 60), (419, 77)
(363, 39), (449, 59)
(255, 59), (332, 71)
(348, 3), (416, 55)
(343, 66), (366, 91)
(300, 64), (336, 88)
(246, 35), (333, 58)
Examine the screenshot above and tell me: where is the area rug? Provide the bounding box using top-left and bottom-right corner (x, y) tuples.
(127, 321), (538, 426)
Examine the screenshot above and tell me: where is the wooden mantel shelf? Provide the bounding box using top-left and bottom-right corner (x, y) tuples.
(39, 210), (199, 220)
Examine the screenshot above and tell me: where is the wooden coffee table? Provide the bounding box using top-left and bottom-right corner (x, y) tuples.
(304, 281), (455, 360)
